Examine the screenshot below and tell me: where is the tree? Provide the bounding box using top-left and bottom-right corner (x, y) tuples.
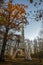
(27, 0), (43, 22)
(37, 37), (43, 62)
(30, 0), (33, 3)
(0, 0), (28, 61)
(38, 20), (43, 52)
(33, 39), (38, 54)
(0, 0), (4, 8)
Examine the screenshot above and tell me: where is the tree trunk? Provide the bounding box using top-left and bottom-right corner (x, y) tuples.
(0, 27), (9, 61)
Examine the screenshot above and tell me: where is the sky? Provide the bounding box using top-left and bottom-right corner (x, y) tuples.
(13, 0), (43, 40)
(6, 0), (43, 40)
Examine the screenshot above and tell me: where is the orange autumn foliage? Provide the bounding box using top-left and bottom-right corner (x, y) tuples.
(0, 1), (28, 30)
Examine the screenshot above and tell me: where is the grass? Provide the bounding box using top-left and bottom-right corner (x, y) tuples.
(0, 58), (43, 65)
(12, 60), (43, 65)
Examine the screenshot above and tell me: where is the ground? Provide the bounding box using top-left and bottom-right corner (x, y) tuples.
(0, 58), (43, 65)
